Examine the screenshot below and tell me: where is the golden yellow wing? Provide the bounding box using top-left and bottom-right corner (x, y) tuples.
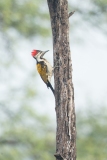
(37, 62), (48, 84)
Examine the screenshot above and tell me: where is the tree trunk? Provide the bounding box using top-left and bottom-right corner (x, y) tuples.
(47, 0), (76, 160)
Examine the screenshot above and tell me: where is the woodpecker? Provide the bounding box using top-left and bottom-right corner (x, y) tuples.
(31, 49), (54, 95)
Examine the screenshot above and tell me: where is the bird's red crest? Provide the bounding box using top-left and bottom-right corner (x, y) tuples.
(31, 50), (38, 57)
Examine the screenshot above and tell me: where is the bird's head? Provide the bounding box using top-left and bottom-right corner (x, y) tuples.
(31, 50), (49, 62)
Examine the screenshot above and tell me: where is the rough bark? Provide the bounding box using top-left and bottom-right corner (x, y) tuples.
(47, 0), (76, 160)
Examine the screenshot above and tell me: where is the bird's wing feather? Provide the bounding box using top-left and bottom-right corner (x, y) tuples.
(37, 62), (48, 84)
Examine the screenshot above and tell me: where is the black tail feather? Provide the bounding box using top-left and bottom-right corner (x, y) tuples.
(47, 81), (55, 96)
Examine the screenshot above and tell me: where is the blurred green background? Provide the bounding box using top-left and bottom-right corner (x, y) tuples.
(0, 0), (107, 160)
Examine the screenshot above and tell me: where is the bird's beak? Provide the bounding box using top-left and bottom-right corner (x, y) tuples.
(41, 50), (49, 57)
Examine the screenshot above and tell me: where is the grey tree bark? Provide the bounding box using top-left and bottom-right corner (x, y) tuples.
(47, 0), (76, 160)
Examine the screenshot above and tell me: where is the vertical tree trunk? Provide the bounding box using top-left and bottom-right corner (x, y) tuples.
(47, 0), (76, 160)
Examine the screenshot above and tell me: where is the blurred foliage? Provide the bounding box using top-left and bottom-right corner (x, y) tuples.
(0, 0), (106, 40)
(69, 0), (107, 34)
(0, 103), (55, 160)
(0, 110), (55, 160)
(92, 0), (107, 12)
(76, 107), (107, 160)
(0, 105), (107, 160)
(0, 0), (50, 38)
